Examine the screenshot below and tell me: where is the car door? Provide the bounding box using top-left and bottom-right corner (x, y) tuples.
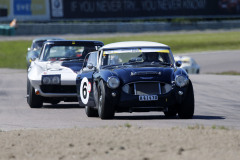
(77, 52), (98, 107)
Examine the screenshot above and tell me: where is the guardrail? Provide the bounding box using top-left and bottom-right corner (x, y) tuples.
(13, 20), (240, 35)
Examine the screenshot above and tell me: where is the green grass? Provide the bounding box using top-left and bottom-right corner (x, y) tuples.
(214, 71), (240, 75)
(1, 31), (240, 69)
(212, 125), (229, 130)
(0, 40), (31, 68)
(187, 124), (205, 130)
(124, 123), (132, 128)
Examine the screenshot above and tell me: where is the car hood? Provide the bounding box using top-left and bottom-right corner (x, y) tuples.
(44, 61), (83, 73)
(105, 66), (174, 84)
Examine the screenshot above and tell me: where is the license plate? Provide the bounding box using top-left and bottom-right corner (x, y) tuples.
(139, 95), (158, 101)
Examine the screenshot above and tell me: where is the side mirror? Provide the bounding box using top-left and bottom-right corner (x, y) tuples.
(28, 48), (31, 52)
(87, 63), (94, 70)
(175, 61), (182, 67)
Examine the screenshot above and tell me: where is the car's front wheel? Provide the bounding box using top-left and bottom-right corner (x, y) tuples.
(177, 80), (194, 119)
(27, 79), (43, 108)
(97, 80), (115, 119)
(85, 106), (98, 117)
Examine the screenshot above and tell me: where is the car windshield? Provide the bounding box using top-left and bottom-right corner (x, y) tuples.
(42, 45), (98, 61)
(32, 41), (44, 50)
(101, 48), (173, 67)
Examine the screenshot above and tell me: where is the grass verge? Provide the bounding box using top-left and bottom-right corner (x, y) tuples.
(1, 31), (240, 69)
(214, 71), (240, 75)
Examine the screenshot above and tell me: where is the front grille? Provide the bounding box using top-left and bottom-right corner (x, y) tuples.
(135, 82), (160, 95)
(122, 82), (172, 95)
(40, 85), (77, 93)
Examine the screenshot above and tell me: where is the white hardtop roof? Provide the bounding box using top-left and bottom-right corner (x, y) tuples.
(101, 41), (169, 50)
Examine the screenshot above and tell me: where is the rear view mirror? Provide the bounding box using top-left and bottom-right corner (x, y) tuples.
(175, 61), (182, 67)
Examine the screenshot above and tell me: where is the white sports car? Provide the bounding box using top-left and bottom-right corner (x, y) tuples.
(27, 40), (104, 108)
(174, 56), (200, 74)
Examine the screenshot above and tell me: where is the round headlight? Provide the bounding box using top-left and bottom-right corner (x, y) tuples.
(175, 75), (189, 87)
(107, 77), (120, 89)
(52, 76), (60, 84)
(42, 77), (51, 85)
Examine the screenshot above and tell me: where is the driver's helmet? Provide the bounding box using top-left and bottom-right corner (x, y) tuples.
(142, 52), (159, 62)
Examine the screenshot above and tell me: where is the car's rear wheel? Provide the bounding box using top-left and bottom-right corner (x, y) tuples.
(27, 79), (43, 108)
(85, 106), (98, 117)
(98, 81), (115, 119)
(177, 80), (194, 119)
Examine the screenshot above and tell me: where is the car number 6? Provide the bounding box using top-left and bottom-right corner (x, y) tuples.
(80, 77), (91, 104)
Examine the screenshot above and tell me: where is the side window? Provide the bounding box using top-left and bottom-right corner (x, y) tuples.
(82, 52), (98, 71)
(87, 52), (97, 67)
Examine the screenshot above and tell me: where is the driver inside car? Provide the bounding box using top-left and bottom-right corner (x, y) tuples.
(142, 52), (160, 62)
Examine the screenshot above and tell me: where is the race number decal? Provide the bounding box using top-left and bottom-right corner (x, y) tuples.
(80, 77), (91, 104)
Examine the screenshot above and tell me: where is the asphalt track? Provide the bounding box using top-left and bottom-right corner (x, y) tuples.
(0, 50), (240, 131)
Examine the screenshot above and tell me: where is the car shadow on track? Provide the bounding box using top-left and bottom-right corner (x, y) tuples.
(42, 104), (83, 109)
(114, 115), (177, 120)
(193, 115), (225, 120)
(114, 115), (225, 120)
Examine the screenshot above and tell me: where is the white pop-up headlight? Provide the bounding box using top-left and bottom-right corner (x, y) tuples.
(52, 76), (60, 84)
(175, 75), (189, 87)
(42, 76), (51, 85)
(42, 75), (61, 85)
(107, 76), (120, 89)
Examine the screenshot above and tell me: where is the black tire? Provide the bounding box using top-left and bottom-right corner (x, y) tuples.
(196, 69), (200, 74)
(164, 110), (177, 118)
(93, 82), (99, 107)
(178, 80), (194, 119)
(27, 79), (43, 108)
(98, 81), (115, 119)
(50, 100), (60, 105)
(85, 106), (99, 117)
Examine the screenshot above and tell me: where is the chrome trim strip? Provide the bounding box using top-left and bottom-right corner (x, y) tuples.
(134, 83), (137, 95)
(158, 82), (161, 94)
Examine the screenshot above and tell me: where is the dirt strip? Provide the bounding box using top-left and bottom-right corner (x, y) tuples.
(0, 126), (239, 160)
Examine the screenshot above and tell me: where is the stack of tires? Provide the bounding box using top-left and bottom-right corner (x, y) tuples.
(0, 25), (15, 36)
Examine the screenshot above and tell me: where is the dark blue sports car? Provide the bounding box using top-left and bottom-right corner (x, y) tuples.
(76, 41), (194, 119)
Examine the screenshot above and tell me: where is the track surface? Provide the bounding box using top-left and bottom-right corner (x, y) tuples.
(0, 50), (240, 131)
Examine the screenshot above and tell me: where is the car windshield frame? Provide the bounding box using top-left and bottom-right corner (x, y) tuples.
(100, 47), (174, 68)
(40, 43), (101, 62)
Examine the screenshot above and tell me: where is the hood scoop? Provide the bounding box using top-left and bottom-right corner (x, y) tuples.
(46, 61), (63, 71)
(131, 71), (161, 76)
